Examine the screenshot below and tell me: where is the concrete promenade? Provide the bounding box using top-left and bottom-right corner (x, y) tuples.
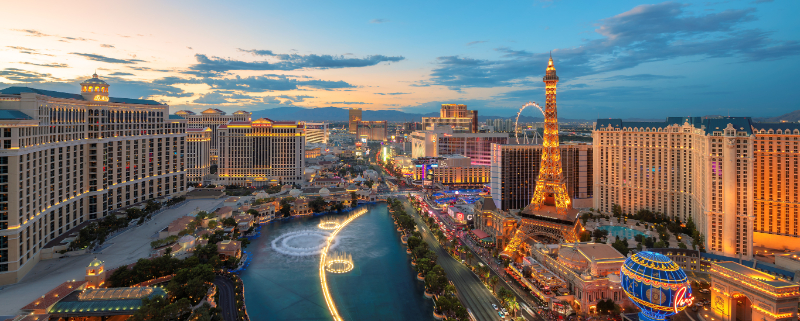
(0, 198), (224, 316)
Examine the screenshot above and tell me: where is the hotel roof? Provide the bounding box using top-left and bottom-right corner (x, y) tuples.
(0, 87), (163, 105)
(595, 116), (755, 135)
(714, 261), (797, 288)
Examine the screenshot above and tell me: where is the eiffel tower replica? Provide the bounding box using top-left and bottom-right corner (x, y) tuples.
(500, 55), (581, 259)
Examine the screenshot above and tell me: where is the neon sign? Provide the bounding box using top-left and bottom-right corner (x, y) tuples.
(673, 286), (694, 313)
(93, 95), (109, 101)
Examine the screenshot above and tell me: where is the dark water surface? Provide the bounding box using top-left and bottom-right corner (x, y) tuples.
(241, 204), (435, 321)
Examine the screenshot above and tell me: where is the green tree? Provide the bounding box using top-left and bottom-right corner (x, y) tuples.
(579, 230), (592, 242)
(221, 217), (236, 227)
(309, 197), (327, 213)
(350, 192), (359, 207)
(279, 203), (292, 217)
(130, 296), (191, 321)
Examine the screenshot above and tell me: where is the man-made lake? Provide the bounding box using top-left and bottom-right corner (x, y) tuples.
(240, 204), (435, 321)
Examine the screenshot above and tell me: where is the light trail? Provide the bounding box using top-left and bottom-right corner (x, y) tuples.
(319, 208), (368, 321)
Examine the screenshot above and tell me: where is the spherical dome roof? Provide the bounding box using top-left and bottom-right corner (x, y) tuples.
(620, 251), (692, 319)
(88, 257), (103, 267)
(81, 73), (108, 86)
(289, 189), (302, 197)
(179, 235), (195, 243)
(319, 188), (330, 197)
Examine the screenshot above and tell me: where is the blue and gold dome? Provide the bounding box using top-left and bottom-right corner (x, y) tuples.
(620, 251), (694, 321)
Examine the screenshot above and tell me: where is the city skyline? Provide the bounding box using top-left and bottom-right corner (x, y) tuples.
(1, 0), (798, 119)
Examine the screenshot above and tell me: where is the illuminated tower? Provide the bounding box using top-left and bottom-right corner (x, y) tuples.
(530, 55), (572, 214)
(80, 72), (109, 102)
(501, 56), (578, 258)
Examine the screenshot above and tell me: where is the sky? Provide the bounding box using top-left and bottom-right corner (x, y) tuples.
(1, 0), (798, 119)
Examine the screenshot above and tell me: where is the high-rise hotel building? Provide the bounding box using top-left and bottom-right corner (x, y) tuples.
(348, 108), (362, 134)
(174, 108), (251, 163)
(422, 104), (479, 133)
(594, 117), (800, 260)
(302, 122), (329, 145)
(490, 143), (593, 211)
(0, 74), (187, 285)
(410, 125), (508, 166)
(216, 118), (305, 186)
(186, 127), (212, 183)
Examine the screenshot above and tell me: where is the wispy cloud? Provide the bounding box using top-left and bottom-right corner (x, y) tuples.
(0, 68), (60, 82)
(100, 44), (115, 48)
(17, 62), (69, 68)
(327, 101), (369, 105)
(466, 40), (488, 46)
(186, 50), (404, 73)
(7, 46), (54, 56)
(599, 74), (684, 81)
(12, 29), (94, 42)
(370, 19), (390, 24)
(375, 92), (409, 95)
(71, 53), (146, 64)
(109, 72), (135, 76)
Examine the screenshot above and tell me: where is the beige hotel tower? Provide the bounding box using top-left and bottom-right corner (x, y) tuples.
(594, 117), (800, 260)
(0, 74), (188, 285)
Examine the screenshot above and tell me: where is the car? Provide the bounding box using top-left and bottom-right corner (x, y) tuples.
(493, 304), (498, 311)
(498, 311), (505, 318)
(699, 289), (710, 294)
(502, 308), (509, 315)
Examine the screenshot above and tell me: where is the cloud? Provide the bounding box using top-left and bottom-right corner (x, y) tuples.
(100, 44), (115, 48)
(370, 19), (390, 24)
(467, 40), (488, 46)
(128, 66), (171, 72)
(71, 53), (146, 64)
(277, 95), (314, 102)
(202, 74), (356, 92)
(327, 101), (369, 105)
(0, 68), (60, 82)
(599, 74), (684, 81)
(12, 29), (94, 42)
(7, 46), (54, 56)
(12, 29), (50, 37)
(187, 50), (404, 73)
(375, 92), (409, 95)
(193, 92), (231, 104)
(109, 72), (135, 76)
(17, 62), (69, 68)
(425, 2), (800, 90)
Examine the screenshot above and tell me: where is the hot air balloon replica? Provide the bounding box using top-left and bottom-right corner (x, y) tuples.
(620, 251), (695, 321)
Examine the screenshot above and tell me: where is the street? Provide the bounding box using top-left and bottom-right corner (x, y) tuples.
(213, 275), (239, 321)
(403, 199), (504, 321)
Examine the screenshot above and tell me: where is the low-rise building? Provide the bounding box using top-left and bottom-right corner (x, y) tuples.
(217, 240), (242, 259)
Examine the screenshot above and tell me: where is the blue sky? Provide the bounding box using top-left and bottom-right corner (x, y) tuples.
(0, 0), (798, 119)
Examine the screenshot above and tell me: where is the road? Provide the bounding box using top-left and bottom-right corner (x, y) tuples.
(214, 275), (238, 321)
(402, 199), (503, 321)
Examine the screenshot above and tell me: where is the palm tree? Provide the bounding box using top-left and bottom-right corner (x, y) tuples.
(507, 296), (520, 318)
(490, 275), (499, 293)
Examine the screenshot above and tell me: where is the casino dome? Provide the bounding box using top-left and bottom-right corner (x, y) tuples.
(82, 73), (108, 85)
(620, 251), (693, 321)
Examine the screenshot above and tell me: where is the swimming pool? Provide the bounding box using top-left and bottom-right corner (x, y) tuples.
(596, 225), (645, 240)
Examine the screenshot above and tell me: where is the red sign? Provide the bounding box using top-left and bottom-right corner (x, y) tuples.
(673, 286), (694, 313)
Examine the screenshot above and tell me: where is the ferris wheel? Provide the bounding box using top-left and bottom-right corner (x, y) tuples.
(515, 101), (545, 144)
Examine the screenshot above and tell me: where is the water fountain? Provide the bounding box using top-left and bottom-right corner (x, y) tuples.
(325, 252), (354, 273)
(270, 230), (339, 256)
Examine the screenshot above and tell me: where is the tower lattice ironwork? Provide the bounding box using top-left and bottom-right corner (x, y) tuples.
(501, 56), (577, 258)
(530, 55), (571, 214)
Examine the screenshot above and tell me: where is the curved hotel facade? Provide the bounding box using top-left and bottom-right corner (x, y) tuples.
(0, 74), (187, 285)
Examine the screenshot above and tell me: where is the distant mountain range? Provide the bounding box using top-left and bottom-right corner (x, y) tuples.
(250, 106), (800, 123)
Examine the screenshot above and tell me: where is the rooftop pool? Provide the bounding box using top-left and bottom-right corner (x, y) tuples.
(596, 225), (645, 240)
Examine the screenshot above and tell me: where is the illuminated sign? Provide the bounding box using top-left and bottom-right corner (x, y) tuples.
(673, 287), (694, 314)
(93, 95), (109, 101)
